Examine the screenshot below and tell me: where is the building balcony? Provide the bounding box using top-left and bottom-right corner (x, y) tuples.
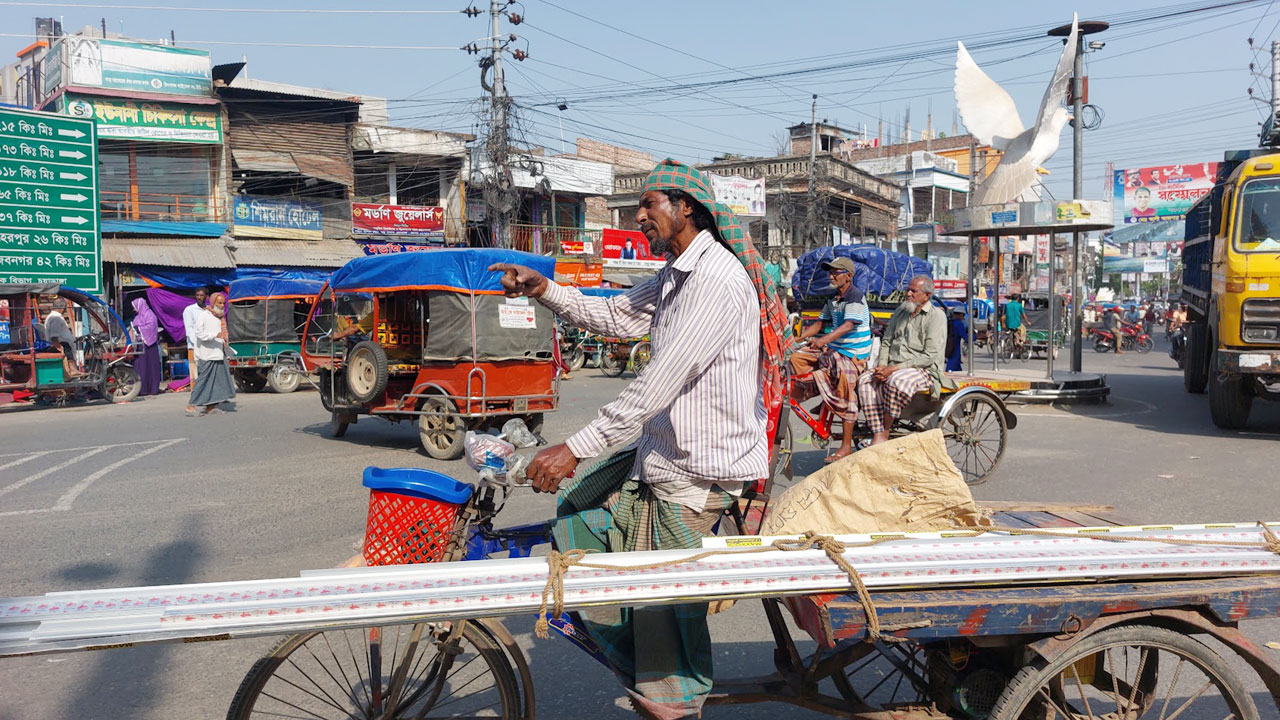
(509, 224), (602, 256)
(101, 191), (221, 224)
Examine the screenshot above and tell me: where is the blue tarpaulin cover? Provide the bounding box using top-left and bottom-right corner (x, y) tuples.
(135, 266), (333, 290)
(228, 278), (326, 301)
(329, 248), (556, 294)
(577, 287), (626, 297)
(791, 245), (932, 300)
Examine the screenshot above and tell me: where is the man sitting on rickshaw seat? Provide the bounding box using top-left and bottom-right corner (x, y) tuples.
(789, 256), (871, 463)
(857, 275), (956, 446)
(45, 298), (85, 379)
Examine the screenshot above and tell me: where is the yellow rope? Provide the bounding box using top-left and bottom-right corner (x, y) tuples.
(533, 522), (1280, 642)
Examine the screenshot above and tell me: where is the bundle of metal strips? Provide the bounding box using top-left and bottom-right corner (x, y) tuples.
(1, 522), (1277, 658)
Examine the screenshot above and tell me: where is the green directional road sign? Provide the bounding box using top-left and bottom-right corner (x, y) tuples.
(0, 107), (99, 293)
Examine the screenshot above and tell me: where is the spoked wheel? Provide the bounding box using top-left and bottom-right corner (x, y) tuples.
(565, 345), (586, 373)
(831, 641), (929, 711)
(989, 624), (1259, 720)
(418, 397), (466, 460)
(599, 343), (624, 377)
(227, 620), (521, 720)
(629, 341), (652, 375)
(938, 393), (1007, 485)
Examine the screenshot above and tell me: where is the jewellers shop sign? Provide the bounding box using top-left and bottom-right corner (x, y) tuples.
(233, 195), (323, 240)
(352, 203), (444, 237)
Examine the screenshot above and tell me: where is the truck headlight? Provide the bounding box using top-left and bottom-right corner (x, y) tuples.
(1244, 325), (1278, 341)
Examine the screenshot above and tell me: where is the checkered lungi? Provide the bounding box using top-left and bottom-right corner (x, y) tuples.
(552, 449), (735, 720)
(856, 367), (933, 434)
(789, 348), (862, 421)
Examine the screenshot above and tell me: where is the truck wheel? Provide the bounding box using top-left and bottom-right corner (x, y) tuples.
(1183, 323), (1209, 394)
(1208, 370), (1253, 429)
(346, 341), (389, 404)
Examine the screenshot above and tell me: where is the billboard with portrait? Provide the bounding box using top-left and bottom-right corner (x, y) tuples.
(1113, 162), (1218, 224)
(601, 228), (665, 269)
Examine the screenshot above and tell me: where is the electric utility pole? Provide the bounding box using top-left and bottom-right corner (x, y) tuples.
(465, 1), (525, 248)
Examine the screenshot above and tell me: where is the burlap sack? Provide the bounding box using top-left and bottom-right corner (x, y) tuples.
(760, 429), (987, 536)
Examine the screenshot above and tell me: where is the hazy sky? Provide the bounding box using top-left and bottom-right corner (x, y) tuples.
(2, 0), (1272, 201)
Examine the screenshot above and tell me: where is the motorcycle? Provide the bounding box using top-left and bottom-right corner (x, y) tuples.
(1092, 325), (1154, 354)
(1169, 327), (1186, 369)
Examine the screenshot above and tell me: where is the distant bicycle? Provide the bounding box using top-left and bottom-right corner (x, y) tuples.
(997, 330), (1031, 361)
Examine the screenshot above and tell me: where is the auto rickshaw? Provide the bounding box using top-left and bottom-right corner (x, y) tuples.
(300, 249), (560, 460)
(0, 283), (138, 407)
(227, 278), (324, 394)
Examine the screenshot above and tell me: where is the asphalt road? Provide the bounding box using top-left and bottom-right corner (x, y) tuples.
(1, 339), (1278, 720)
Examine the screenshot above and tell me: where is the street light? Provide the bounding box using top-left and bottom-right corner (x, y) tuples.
(556, 100), (568, 153)
(1048, 19), (1108, 374)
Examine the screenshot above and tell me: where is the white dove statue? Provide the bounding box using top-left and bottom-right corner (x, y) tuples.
(955, 14), (1078, 206)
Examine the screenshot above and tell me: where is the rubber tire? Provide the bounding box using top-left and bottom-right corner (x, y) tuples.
(1093, 336), (1111, 353)
(1209, 369), (1253, 429)
(988, 625), (1260, 720)
(522, 412), (545, 437)
(234, 371), (267, 393)
(329, 411), (350, 438)
(1184, 323), (1210, 394)
(940, 392), (1007, 486)
(102, 364), (140, 403)
(418, 397), (466, 460)
(266, 364), (301, 394)
(226, 620), (521, 720)
(1136, 335), (1154, 354)
(318, 368), (337, 412)
(566, 346), (586, 373)
(346, 340), (389, 404)
(600, 343), (624, 377)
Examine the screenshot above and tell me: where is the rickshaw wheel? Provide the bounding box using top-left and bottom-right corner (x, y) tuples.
(566, 346), (586, 373)
(102, 365), (140, 403)
(266, 364), (301, 394)
(600, 343), (624, 377)
(347, 341), (389, 403)
(418, 397), (466, 460)
(629, 341), (652, 375)
(938, 393), (1006, 486)
(234, 371), (267, 393)
(989, 624), (1259, 720)
(226, 620), (521, 720)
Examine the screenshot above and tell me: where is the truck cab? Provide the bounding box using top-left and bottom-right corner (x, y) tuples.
(1182, 150), (1280, 428)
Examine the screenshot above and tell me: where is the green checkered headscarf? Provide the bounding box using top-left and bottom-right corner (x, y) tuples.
(642, 159), (797, 426)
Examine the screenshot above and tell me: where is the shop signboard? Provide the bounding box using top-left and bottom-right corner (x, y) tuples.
(601, 227), (665, 269)
(61, 94), (222, 144)
(44, 37), (212, 97)
(934, 278), (967, 299)
(558, 239), (595, 255)
(1113, 162), (1218, 224)
(554, 260), (603, 287)
(707, 172), (765, 217)
(1035, 236), (1051, 264)
(233, 195), (323, 240)
(351, 203), (444, 237)
(361, 241), (441, 256)
(0, 107), (100, 292)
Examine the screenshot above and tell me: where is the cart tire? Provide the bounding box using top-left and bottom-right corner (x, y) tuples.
(566, 346), (586, 373)
(318, 368), (337, 412)
(600, 343), (624, 377)
(101, 365), (140, 403)
(346, 341), (389, 404)
(939, 392), (1006, 485)
(522, 413), (545, 437)
(418, 397), (466, 460)
(234, 371), (267, 393)
(266, 364), (301, 394)
(1184, 323), (1210, 394)
(989, 624), (1259, 720)
(226, 620), (521, 720)
(329, 411), (350, 438)
(1209, 369), (1253, 429)
(629, 340), (652, 375)
(1136, 336), (1154, 354)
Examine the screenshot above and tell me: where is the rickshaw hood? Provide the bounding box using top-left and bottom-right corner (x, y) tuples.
(329, 248), (555, 295)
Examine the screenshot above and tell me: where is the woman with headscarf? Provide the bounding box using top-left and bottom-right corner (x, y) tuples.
(186, 291), (236, 416)
(130, 297), (163, 396)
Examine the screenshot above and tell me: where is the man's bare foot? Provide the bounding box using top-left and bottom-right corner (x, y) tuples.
(870, 432), (891, 445)
(824, 446), (853, 464)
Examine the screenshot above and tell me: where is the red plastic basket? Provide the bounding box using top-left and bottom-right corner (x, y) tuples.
(363, 489), (462, 566)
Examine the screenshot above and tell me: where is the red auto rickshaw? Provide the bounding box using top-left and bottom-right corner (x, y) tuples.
(300, 249), (560, 459)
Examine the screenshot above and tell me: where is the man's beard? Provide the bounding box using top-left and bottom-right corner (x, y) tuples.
(649, 235), (673, 257)
(903, 299), (921, 313)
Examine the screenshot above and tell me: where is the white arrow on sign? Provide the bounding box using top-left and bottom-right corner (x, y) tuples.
(58, 150), (86, 160)
(60, 193), (88, 203)
(60, 215), (88, 225)
(59, 172), (86, 181)
(57, 128), (86, 140)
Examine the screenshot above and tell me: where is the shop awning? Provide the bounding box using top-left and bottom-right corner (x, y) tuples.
(231, 149), (353, 187)
(227, 238), (363, 268)
(103, 236), (234, 268)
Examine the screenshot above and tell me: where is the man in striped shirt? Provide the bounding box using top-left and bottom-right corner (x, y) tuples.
(491, 179), (765, 719)
(789, 257), (871, 462)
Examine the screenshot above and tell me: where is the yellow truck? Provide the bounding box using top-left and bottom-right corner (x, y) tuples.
(1182, 149), (1280, 428)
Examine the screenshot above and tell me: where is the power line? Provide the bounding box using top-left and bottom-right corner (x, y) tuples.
(0, 1), (460, 12)
(0, 32), (463, 49)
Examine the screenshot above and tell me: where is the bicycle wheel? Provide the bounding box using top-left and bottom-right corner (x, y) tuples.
(989, 624), (1259, 720)
(227, 620), (520, 719)
(938, 393), (1007, 485)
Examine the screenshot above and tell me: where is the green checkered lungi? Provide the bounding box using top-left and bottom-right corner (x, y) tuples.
(551, 449), (735, 720)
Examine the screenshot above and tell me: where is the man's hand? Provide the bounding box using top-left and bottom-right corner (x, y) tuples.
(489, 263), (549, 299)
(806, 337), (827, 350)
(873, 365), (899, 382)
(524, 443), (579, 494)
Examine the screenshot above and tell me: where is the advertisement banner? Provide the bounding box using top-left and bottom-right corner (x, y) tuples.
(601, 227), (665, 269)
(708, 173), (765, 217)
(361, 241), (441, 256)
(1113, 162), (1218, 224)
(233, 196), (323, 240)
(1143, 257), (1169, 274)
(45, 37), (212, 97)
(1035, 236), (1051, 264)
(1102, 254), (1168, 274)
(61, 94), (221, 144)
(351, 203), (444, 237)
(554, 260), (603, 287)
(934, 278), (967, 299)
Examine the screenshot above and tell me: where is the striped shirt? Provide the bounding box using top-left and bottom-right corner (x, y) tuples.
(820, 291), (872, 361)
(540, 230), (765, 511)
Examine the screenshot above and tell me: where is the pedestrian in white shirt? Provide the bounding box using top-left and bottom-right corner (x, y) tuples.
(187, 291), (236, 416)
(181, 287), (208, 388)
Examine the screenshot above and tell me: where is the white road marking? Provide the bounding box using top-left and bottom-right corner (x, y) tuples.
(0, 452), (51, 472)
(0, 447), (111, 498)
(54, 438), (186, 511)
(0, 439), (181, 459)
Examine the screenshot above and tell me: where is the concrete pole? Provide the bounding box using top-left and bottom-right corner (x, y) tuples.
(1047, 233), (1055, 380)
(967, 236), (975, 376)
(1272, 41), (1280, 115)
(1070, 28), (1085, 374)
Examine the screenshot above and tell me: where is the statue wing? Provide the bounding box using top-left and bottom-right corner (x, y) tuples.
(1032, 14), (1078, 138)
(973, 148), (1040, 206)
(955, 41), (1024, 150)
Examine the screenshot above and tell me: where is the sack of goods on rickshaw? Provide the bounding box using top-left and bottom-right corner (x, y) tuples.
(3, 522), (1278, 658)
